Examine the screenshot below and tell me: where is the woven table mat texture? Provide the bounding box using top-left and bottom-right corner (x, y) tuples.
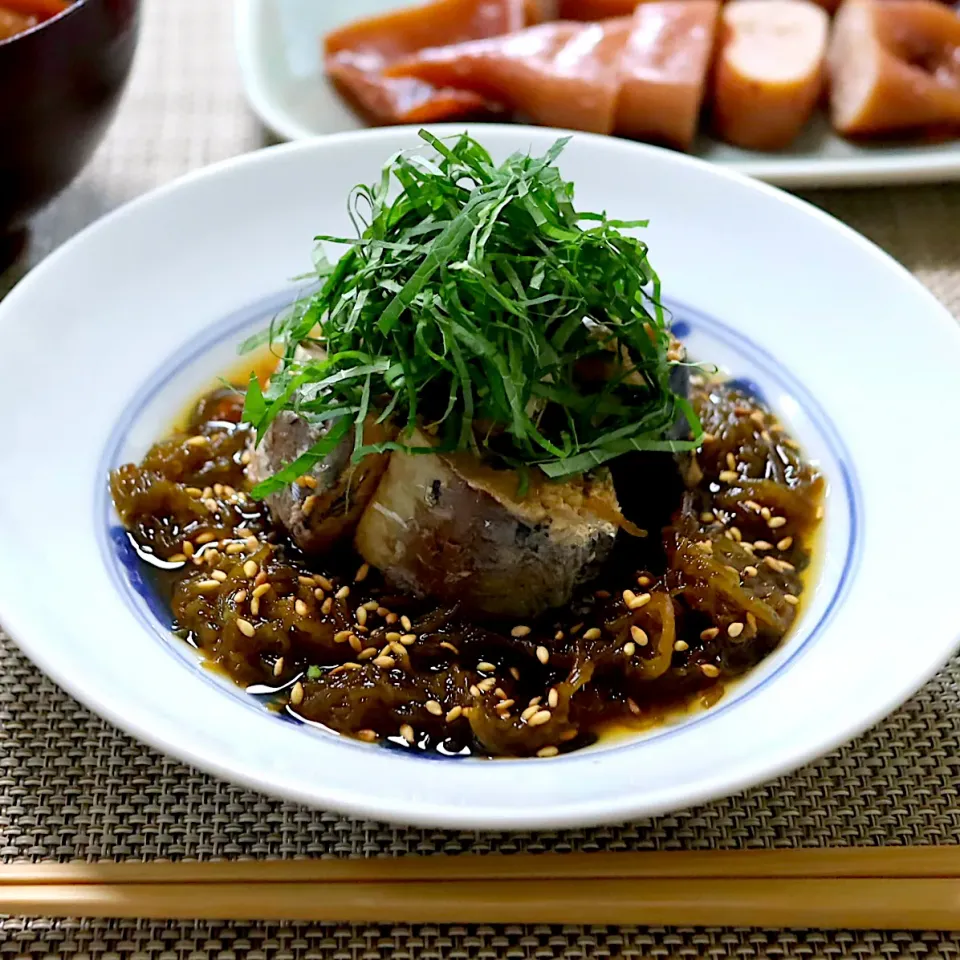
(1, 0), (960, 956)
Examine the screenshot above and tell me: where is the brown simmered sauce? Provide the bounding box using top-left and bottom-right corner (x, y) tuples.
(110, 373), (824, 758)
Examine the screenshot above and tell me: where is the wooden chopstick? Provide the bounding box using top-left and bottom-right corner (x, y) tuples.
(0, 850), (959, 926)
(4, 848), (960, 885)
(1, 877), (959, 927)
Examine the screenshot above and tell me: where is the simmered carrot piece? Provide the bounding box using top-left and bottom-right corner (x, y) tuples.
(0, 0), (68, 16)
(712, 0), (828, 151)
(0, 8), (35, 40)
(614, 0), (720, 151)
(385, 19), (632, 134)
(325, 0), (526, 125)
(829, 0), (960, 136)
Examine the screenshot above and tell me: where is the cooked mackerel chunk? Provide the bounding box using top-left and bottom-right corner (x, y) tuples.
(354, 427), (619, 619)
(249, 341), (393, 555)
(248, 411), (392, 555)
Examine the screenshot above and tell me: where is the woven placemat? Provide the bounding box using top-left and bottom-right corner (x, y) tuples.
(3, 1), (960, 955)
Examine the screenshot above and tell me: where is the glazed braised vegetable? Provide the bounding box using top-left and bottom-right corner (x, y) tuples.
(111, 377), (823, 758)
(0, 0), (68, 40)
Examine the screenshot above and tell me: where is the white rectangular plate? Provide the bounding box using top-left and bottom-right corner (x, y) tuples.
(235, 0), (960, 188)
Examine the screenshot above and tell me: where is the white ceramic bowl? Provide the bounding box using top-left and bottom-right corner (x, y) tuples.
(1, 126), (958, 829)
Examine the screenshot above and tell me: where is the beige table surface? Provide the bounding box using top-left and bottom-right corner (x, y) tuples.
(2, 1), (960, 957)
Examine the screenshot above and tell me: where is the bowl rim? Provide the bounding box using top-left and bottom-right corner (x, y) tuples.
(0, 0), (87, 48)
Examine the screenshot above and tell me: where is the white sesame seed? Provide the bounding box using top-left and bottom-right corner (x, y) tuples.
(211, 570), (227, 582)
(374, 656), (395, 669)
(290, 681), (304, 705)
(355, 563), (370, 583)
(237, 619), (256, 638)
(700, 627), (720, 641)
(400, 724), (415, 744)
(719, 470), (738, 484)
(536, 646), (549, 665)
(630, 625), (648, 646)
(357, 729), (377, 743)
(537, 746), (559, 758)
(401, 615), (412, 632)
(478, 677), (497, 693)
(252, 583), (271, 599)
(335, 585), (350, 600)
(785, 594), (800, 606)
(701, 663), (720, 678)
(628, 593), (652, 610)
(520, 705), (539, 722)
(511, 625), (531, 638)
(528, 710), (552, 727)
(674, 639), (689, 652)
(753, 540), (773, 551)
(273, 658), (284, 677)
(446, 706), (463, 722)
(425, 700), (443, 716)
(583, 627), (602, 641)
(548, 688), (559, 709)
(623, 641), (636, 657)
(743, 565), (758, 577)
(301, 495), (317, 517)
(242, 560), (258, 578)
(767, 516), (787, 529)
(777, 536), (793, 551)
(728, 622), (744, 638)
(477, 661), (496, 673)
(356, 607), (368, 627)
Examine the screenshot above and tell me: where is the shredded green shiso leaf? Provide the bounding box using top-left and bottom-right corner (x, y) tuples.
(241, 130), (702, 499)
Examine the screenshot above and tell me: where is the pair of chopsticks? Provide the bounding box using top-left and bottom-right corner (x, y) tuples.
(2, 849), (959, 927)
